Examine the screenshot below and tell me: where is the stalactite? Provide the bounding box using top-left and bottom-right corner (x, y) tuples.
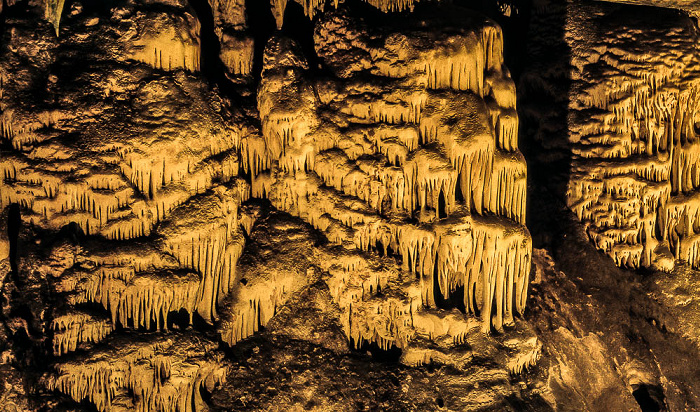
(67, 264), (199, 330)
(266, 173), (531, 333)
(485, 151), (527, 224)
(43, 0), (65, 36)
(271, 0), (288, 29)
(421, 90), (495, 215)
(564, 8), (700, 271)
(45, 336), (227, 412)
(128, 12), (201, 72)
(52, 311), (113, 356)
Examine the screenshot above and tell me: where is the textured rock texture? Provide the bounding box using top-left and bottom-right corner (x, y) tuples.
(1, 0), (700, 411)
(564, 1), (700, 272)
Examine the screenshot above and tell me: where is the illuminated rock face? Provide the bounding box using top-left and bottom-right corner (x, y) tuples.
(0, 3), (255, 410)
(44, 334), (227, 412)
(0, 1), (538, 410)
(564, 2), (700, 272)
(208, 0), (255, 78)
(243, 7), (531, 341)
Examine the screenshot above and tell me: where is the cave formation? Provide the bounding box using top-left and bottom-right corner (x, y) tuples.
(0, 0), (699, 411)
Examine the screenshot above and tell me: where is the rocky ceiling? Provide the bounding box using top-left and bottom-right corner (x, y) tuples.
(0, 0), (699, 411)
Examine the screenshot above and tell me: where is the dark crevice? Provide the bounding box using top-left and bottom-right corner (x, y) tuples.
(245, 0), (276, 87)
(281, 2), (321, 73)
(353, 339), (403, 363)
(188, 0), (222, 78)
(632, 383), (666, 412)
(437, 189), (447, 219)
(432, 262), (468, 315)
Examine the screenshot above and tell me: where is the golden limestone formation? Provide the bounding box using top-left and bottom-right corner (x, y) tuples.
(565, 2), (700, 272)
(271, 0), (424, 24)
(0, 4), (255, 409)
(217, 208), (541, 376)
(29, 186), (253, 410)
(127, 10), (202, 72)
(1, 1), (536, 410)
(62, 185), (251, 322)
(218, 209), (315, 347)
(52, 310), (113, 356)
(237, 7), (531, 343)
(44, 334), (227, 412)
(0, 29), (246, 242)
(209, 0), (255, 78)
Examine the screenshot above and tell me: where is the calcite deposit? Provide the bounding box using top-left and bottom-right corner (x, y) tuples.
(254, 8), (531, 336)
(556, 2), (700, 274)
(2, 0), (700, 411)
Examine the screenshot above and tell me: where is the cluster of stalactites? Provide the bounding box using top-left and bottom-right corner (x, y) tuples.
(245, 14), (530, 336)
(270, 0), (423, 28)
(259, 170), (531, 334)
(128, 11), (202, 72)
(52, 311), (113, 356)
(318, 243), (539, 371)
(54, 182), (254, 333)
(159, 183), (252, 322)
(566, 52), (700, 271)
(0, 142), (241, 242)
(45, 337), (227, 412)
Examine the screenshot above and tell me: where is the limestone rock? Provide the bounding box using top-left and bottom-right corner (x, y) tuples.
(557, 2), (700, 272)
(247, 6), (531, 336)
